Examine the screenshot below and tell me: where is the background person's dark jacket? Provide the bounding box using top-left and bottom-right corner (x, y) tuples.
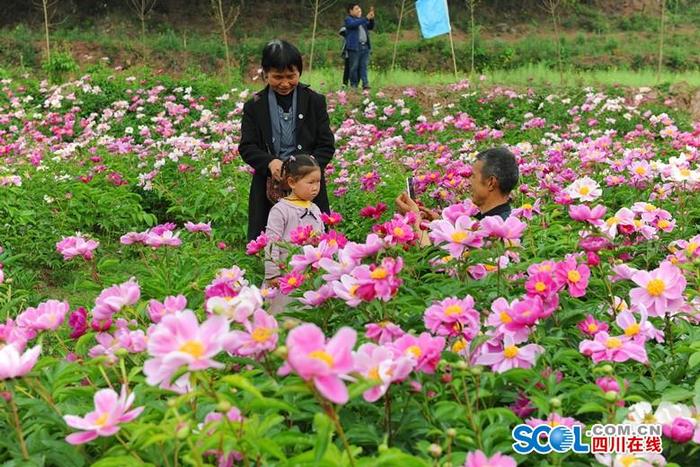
(239, 83), (335, 241)
(343, 16), (374, 51)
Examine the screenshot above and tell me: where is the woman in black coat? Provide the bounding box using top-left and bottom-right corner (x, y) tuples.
(239, 40), (335, 242)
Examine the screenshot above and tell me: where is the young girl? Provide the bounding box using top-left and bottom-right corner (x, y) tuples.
(239, 39), (335, 242)
(264, 154), (325, 313)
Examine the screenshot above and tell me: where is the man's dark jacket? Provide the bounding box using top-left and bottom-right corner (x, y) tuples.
(239, 83), (335, 241)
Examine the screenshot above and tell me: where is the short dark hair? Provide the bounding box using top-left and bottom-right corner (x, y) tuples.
(282, 154), (321, 182)
(476, 147), (519, 195)
(261, 40), (303, 75)
(347, 3), (360, 13)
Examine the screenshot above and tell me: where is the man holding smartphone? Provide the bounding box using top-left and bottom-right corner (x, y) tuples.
(344, 3), (375, 90)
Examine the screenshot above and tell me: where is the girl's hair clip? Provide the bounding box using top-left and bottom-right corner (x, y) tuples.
(289, 155), (296, 162)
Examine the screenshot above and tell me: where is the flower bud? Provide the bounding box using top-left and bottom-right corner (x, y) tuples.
(601, 364), (614, 374)
(604, 391), (618, 402)
(454, 360), (468, 370)
(470, 366), (483, 376)
(217, 400), (232, 412)
(428, 443), (442, 457)
(176, 423), (190, 439)
(273, 346), (288, 360)
(549, 397), (562, 409)
(446, 428), (457, 438)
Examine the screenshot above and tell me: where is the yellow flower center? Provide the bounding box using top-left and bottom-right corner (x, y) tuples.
(625, 323), (641, 337)
(503, 345), (519, 359)
(657, 219), (670, 229)
(534, 282), (547, 292)
(579, 186), (591, 196)
(633, 219), (642, 228)
(349, 284), (359, 296)
(687, 242), (698, 254)
(251, 327), (272, 343)
(370, 267), (388, 280)
(567, 270), (581, 283)
(95, 412), (109, 427)
(444, 305), (462, 316)
(646, 278), (665, 297)
(680, 168), (690, 176)
(587, 323), (599, 333)
(500, 311), (512, 324)
(180, 340), (205, 358)
(452, 339), (467, 353)
(309, 350), (334, 367)
(407, 345), (422, 358)
(287, 277), (298, 286)
(393, 227), (405, 237)
(606, 216), (619, 226)
(451, 231), (468, 243)
(549, 420), (560, 427)
(619, 455), (638, 467)
(642, 413), (657, 424)
(606, 337), (622, 349)
(540, 265), (552, 272)
(644, 203), (656, 212)
(635, 167), (647, 175)
(484, 264), (498, 272)
(522, 203), (533, 210)
(368, 367), (380, 380)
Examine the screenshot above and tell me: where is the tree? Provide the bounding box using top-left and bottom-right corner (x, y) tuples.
(308, 0), (339, 71)
(126, 0), (158, 58)
(540, 0), (574, 85)
(210, 0), (241, 78)
(465, 0), (479, 76)
(33, 0), (60, 63)
(657, 0), (666, 83)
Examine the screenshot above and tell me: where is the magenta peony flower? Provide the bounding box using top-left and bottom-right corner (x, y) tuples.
(245, 232), (269, 255)
(662, 417), (695, 443)
(390, 332), (445, 374)
(423, 296), (480, 339)
(68, 307), (89, 339)
(554, 258), (590, 298)
(278, 324), (356, 404)
(0, 344), (41, 380)
(64, 386), (143, 445)
(577, 314), (609, 336)
(320, 211), (343, 226)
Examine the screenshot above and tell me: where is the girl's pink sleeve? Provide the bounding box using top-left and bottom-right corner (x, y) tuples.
(264, 205), (287, 279)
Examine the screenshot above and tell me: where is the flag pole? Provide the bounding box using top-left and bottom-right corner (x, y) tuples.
(391, 0), (407, 72)
(445, 0), (458, 79)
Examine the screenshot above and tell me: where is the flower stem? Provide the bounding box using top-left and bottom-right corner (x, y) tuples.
(7, 386), (30, 460)
(325, 402), (355, 467)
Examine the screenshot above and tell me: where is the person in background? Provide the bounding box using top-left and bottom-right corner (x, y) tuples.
(396, 147), (520, 245)
(339, 26), (350, 87)
(239, 39), (335, 242)
(344, 3), (375, 90)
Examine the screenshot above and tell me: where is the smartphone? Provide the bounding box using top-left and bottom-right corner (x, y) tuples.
(406, 176), (416, 199)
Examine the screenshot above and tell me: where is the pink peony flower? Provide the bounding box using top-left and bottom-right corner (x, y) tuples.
(662, 417), (695, 443)
(577, 314), (609, 336)
(629, 262), (686, 317)
(299, 284), (335, 307)
(359, 202), (387, 220)
(321, 211), (343, 226)
(0, 344), (41, 380)
(525, 272), (559, 299)
(464, 450), (517, 467)
(147, 295), (188, 323)
(568, 204), (607, 226)
(246, 233), (269, 255)
(279, 271), (305, 295)
(475, 334), (544, 373)
(365, 321), (405, 344)
(278, 324), (356, 404)
(92, 278), (141, 321)
(616, 308), (664, 343)
(352, 257), (403, 302)
(143, 310), (231, 392)
(16, 299), (69, 331)
(390, 332), (445, 374)
(353, 343), (413, 402)
(479, 215), (527, 240)
(64, 386), (144, 445)
(56, 235), (99, 261)
(526, 412), (582, 428)
(565, 176), (602, 201)
(423, 296), (480, 339)
(68, 307), (89, 339)
(428, 215), (485, 259)
(554, 258), (590, 298)
(579, 331), (648, 364)
(184, 221), (212, 236)
(144, 229), (181, 248)
(222, 309), (278, 359)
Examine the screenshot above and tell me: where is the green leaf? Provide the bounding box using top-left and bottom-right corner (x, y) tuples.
(688, 352), (700, 369)
(91, 456), (154, 467)
(313, 412), (333, 464)
(222, 374), (264, 399)
(576, 402), (607, 415)
(661, 387), (695, 403)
